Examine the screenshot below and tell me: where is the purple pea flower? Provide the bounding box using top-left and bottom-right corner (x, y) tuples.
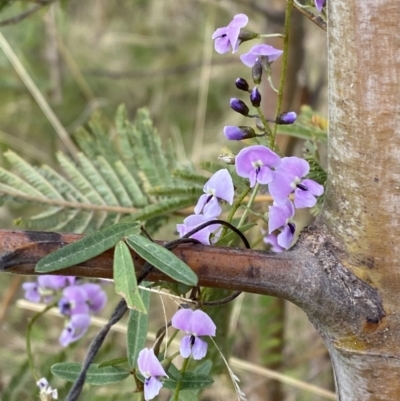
(137, 348), (168, 401)
(59, 313), (91, 347)
(224, 126), (256, 141)
(235, 145), (281, 188)
(58, 285), (90, 316)
(22, 275), (76, 303)
(79, 283), (107, 313)
(240, 44), (283, 68)
(269, 157), (324, 208)
(171, 309), (216, 360)
(263, 233), (284, 253)
(194, 169), (234, 217)
(212, 14), (249, 54)
(315, 0), (326, 12)
(268, 199), (296, 249)
(177, 214), (221, 245)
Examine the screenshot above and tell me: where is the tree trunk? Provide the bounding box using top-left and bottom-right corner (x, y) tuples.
(319, 0), (400, 399)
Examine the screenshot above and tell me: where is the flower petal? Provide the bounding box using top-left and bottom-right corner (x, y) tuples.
(268, 171), (296, 202)
(208, 169), (234, 204)
(191, 337), (208, 360)
(144, 376), (163, 401)
(180, 335), (193, 358)
(190, 310), (216, 336)
(277, 224), (295, 249)
(137, 348), (167, 378)
(277, 156), (309, 177)
(171, 308), (193, 331)
(256, 166), (274, 185)
(268, 199), (295, 233)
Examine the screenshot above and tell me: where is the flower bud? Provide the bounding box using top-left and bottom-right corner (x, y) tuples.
(276, 111), (297, 124)
(235, 77), (250, 92)
(237, 30), (259, 44)
(250, 87), (261, 107)
(230, 98), (249, 116)
(252, 60), (263, 85)
(224, 125), (256, 140)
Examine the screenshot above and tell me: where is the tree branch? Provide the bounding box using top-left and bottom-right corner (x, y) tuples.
(0, 227), (385, 344)
(0, 0), (58, 27)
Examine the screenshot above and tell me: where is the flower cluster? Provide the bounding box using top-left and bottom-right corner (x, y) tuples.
(236, 146), (323, 249)
(137, 308), (216, 400)
(22, 275), (107, 346)
(177, 169), (234, 245)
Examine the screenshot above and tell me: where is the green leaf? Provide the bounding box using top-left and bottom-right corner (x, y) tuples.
(126, 234), (197, 286)
(114, 241), (147, 313)
(36, 221), (140, 273)
(163, 372), (214, 390)
(97, 357), (128, 368)
(127, 288), (151, 368)
(51, 363), (130, 385)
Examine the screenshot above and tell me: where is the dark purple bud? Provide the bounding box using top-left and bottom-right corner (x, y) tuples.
(235, 78), (250, 92)
(276, 111), (297, 125)
(230, 98), (249, 116)
(224, 125), (256, 140)
(250, 87), (262, 107)
(252, 60), (263, 85)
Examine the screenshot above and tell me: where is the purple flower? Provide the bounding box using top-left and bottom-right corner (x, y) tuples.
(137, 348), (168, 401)
(58, 285), (90, 316)
(80, 283), (107, 313)
(224, 126), (256, 141)
(268, 199), (296, 249)
(194, 169), (234, 217)
(171, 309), (216, 360)
(269, 157), (324, 208)
(59, 314), (91, 347)
(212, 14), (249, 54)
(263, 233), (284, 253)
(240, 44), (283, 68)
(276, 111), (297, 125)
(315, 0), (326, 12)
(22, 282), (41, 303)
(22, 275), (76, 303)
(235, 145), (281, 188)
(177, 214), (221, 245)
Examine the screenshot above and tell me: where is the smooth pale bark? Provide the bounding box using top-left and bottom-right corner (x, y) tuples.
(320, 0), (400, 399)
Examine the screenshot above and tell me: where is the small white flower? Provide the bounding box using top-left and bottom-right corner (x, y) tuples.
(37, 377), (58, 400)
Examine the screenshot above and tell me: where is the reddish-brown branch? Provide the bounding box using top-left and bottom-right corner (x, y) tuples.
(0, 229), (297, 298)
(0, 227), (385, 343)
